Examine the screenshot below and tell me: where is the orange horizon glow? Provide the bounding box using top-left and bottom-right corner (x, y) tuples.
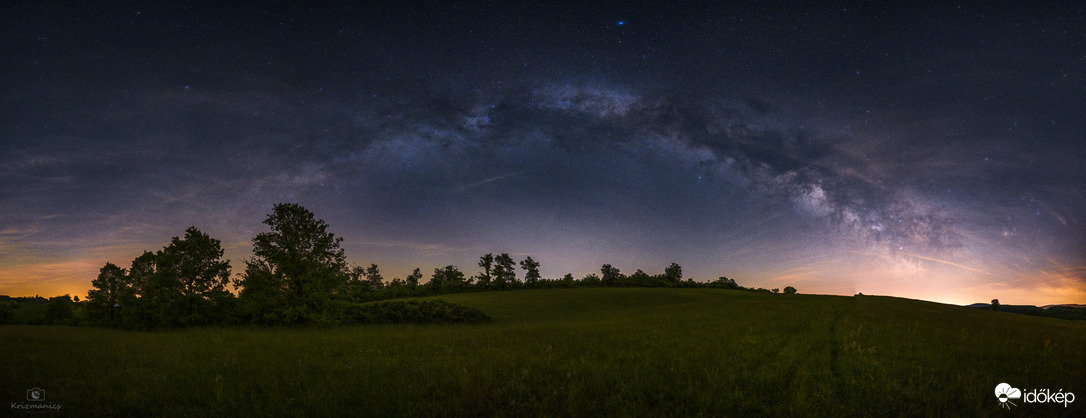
(3, 251), (1084, 307)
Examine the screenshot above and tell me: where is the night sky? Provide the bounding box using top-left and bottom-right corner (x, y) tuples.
(2, 2), (1084, 305)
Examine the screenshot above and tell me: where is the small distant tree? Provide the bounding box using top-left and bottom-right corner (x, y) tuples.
(348, 265), (367, 294)
(406, 268), (423, 287)
(520, 256), (541, 285)
(663, 263), (682, 284)
(629, 269), (651, 285)
(991, 299), (1000, 311)
(364, 264), (385, 291)
(493, 253), (517, 288)
(712, 276), (739, 289)
(783, 286), (797, 295)
(562, 273), (575, 286)
(429, 265), (467, 292)
(477, 254), (494, 287)
(601, 264), (622, 285)
(771, 288), (780, 294)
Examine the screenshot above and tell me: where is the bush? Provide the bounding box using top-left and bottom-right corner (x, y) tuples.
(44, 295), (77, 325)
(345, 300), (491, 324)
(0, 302), (12, 324)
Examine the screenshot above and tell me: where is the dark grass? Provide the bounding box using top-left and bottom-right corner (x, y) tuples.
(3, 288), (1084, 417)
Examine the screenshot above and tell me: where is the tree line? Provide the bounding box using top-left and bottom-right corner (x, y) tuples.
(40, 203), (796, 328)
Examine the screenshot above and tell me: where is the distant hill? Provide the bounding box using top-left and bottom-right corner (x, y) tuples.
(965, 301), (1086, 320)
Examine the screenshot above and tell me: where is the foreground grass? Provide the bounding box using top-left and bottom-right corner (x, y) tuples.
(3, 288), (1084, 416)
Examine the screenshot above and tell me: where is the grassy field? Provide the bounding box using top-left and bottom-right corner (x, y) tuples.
(3, 288), (1084, 416)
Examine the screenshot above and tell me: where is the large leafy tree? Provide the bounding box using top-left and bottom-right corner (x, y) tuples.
(86, 262), (131, 326)
(145, 226), (233, 327)
(127, 251), (157, 295)
(120, 251), (158, 328)
(238, 203), (351, 325)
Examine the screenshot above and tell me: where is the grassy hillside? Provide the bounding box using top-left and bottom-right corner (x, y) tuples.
(3, 288), (1083, 416)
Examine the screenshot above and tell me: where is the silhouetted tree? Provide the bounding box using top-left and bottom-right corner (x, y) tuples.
(713, 276), (739, 289)
(145, 226), (233, 327)
(772, 288), (780, 294)
(562, 273), (575, 286)
(237, 203), (351, 325)
(114, 251), (158, 327)
(625, 269), (646, 285)
(406, 268), (423, 287)
(477, 253), (494, 287)
(127, 251), (156, 296)
(348, 265), (368, 295)
(86, 262), (130, 326)
(520, 256), (541, 285)
(44, 295), (76, 325)
(991, 299), (1000, 311)
(664, 263), (682, 283)
(429, 265), (467, 292)
(493, 253), (516, 288)
(601, 264), (622, 285)
(783, 286), (797, 295)
(364, 264), (385, 291)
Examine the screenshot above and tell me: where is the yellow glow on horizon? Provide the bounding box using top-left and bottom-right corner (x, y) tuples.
(1, 252), (1084, 306)
(0, 260), (99, 298)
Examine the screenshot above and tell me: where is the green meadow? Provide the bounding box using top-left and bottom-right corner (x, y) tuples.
(3, 288), (1084, 416)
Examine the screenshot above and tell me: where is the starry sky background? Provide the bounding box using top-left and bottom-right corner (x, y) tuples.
(2, 1), (1084, 305)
